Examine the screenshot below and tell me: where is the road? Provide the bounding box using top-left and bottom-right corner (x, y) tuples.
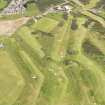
(70, 0), (105, 28)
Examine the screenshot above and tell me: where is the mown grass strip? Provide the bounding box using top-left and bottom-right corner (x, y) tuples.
(16, 26), (45, 58)
(19, 50), (44, 105)
(31, 17), (59, 33)
(51, 16), (72, 62)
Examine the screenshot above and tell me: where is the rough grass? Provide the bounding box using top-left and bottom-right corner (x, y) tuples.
(0, 50), (24, 105)
(0, 0), (8, 10)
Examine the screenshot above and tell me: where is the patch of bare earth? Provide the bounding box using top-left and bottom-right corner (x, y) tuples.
(0, 17), (31, 36)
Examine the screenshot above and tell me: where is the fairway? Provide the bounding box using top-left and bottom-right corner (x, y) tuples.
(16, 26), (45, 58)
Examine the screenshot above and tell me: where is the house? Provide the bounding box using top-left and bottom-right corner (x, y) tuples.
(63, 5), (72, 13)
(2, 0), (29, 15)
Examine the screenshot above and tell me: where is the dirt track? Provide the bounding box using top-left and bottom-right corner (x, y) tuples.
(0, 17), (30, 36)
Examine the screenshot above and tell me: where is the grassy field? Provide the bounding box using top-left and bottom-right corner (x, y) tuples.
(16, 26), (45, 58)
(0, 0), (8, 10)
(1, 0), (105, 105)
(30, 17), (59, 33)
(0, 49), (24, 105)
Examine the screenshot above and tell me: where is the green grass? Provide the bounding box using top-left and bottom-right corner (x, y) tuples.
(16, 26), (45, 58)
(0, 0), (8, 10)
(32, 32), (54, 56)
(0, 50), (24, 105)
(51, 16), (72, 62)
(24, 3), (41, 16)
(35, 0), (65, 11)
(1, 2), (105, 105)
(30, 17), (59, 33)
(4, 38), (44, 105)
(19, 50), (44, 105)
(85, 0), (100, 9)
(46, 13), (64, 21)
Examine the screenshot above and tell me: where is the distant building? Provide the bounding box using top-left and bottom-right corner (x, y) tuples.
(53, 5), (72, 13)
(2, 0), (29, 15)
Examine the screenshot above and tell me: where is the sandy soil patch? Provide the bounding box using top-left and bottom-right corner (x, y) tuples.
(0, 17), (31, 36)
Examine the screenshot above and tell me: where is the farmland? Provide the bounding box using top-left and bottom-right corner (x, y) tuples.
(0, 0), (105, 105)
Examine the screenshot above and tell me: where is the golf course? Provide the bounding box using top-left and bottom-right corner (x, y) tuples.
(0, 0), (105, 105)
